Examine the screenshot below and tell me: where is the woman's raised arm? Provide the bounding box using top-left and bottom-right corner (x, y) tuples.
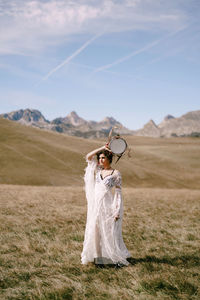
(86, 145), (105, 161)
(86, 143), (111, 161)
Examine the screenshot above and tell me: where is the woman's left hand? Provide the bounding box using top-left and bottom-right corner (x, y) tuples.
(114, 214), (120, 221)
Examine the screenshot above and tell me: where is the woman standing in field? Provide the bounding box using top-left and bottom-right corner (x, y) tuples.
(81, 144), (131, 266)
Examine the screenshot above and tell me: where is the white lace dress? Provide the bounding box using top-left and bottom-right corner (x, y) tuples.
(81, 157), (131, 265)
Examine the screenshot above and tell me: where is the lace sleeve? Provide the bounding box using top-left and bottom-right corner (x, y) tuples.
(114, 171), (122, 189)
(84, 157), (97, 181)
(113, 172), (123, 218)
(84, 157), (97, 216)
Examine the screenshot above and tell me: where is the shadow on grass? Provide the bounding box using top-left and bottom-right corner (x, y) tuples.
(127, 254), (200, 267)
(94, 254), (200, 269)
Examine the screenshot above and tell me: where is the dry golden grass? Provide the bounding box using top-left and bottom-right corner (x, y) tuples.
(0, 185), (199, 299)
(1, 118), (200, 188)
(0, 118), (200, 299)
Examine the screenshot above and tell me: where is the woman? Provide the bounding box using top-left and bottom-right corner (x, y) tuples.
(81, 144), (131, 266)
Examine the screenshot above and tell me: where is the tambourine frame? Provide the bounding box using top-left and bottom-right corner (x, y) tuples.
(108, 137), (127, 155)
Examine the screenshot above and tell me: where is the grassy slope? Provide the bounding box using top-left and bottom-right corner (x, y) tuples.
(0, 118), (200, 188)
(0, 119), (92, 186)
(0, 185), (199, 299)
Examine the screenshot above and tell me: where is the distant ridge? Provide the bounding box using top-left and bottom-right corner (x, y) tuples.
(0, 109), (133, 139)
(135, 110), (200, 137)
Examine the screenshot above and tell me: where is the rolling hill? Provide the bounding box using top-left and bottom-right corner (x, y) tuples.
(0, 118), (200, 189)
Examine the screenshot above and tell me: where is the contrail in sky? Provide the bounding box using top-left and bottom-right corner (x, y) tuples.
(92, 26), (188, 74)
(39, 33), (102, 83)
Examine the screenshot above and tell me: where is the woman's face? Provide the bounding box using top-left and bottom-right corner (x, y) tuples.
(99, 153), (110, 168)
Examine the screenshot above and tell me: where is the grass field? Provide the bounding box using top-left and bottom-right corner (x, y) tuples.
(0, 119), (200, 299)
(0, 185), (199, 299)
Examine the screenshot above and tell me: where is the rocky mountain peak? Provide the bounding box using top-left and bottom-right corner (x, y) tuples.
(68, 111), (78, 118)
(100, 116), (121, 126)
(23, 109), (47, 122)
(135, 119), (160, 137)
(145, 119), (158, 128)
(0, 108), (48, 124)
(164, 114), (175, 121)
(181, 110), (200, 121)
(64, 111), (86, 126)
(158, 114), (175, 128)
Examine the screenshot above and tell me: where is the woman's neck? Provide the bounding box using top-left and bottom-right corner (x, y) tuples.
(103, 166), (112, 170)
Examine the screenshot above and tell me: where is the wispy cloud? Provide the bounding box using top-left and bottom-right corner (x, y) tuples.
(93, 38), (163, 74)
(92, 25), (188, 74)
(71, 61), (143, 82)
(0, 0), (188, 55)
(39, 33), (102, 83)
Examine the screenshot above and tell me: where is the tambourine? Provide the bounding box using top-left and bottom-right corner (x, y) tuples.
(107, 127), (130, 163)
(109, 137), (127, 155)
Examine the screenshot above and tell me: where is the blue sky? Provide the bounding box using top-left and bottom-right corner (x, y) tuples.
(0, 0), (200, 129)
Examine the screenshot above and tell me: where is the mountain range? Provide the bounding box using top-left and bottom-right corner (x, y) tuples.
(0, 108), (200, 138)
(0, 109), (132, 138)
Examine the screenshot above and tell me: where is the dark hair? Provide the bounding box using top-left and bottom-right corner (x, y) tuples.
(96, 149), (113, 164)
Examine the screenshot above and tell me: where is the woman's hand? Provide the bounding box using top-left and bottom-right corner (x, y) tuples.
(105, 143), (112, 152)
(114, 214), (120, 222)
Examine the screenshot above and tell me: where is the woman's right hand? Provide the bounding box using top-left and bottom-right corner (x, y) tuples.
(105, 143), (112, 152)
